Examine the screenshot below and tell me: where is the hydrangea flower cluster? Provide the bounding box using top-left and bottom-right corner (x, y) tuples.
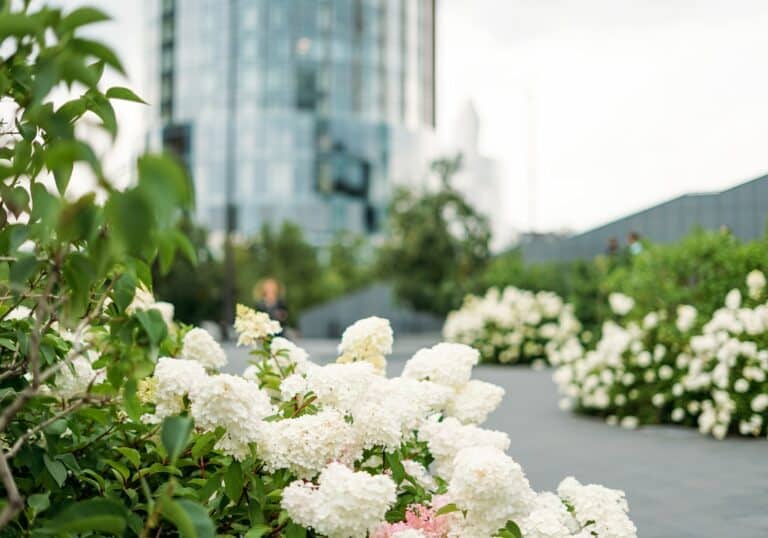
(135, 306), (635, 536)
(443, 287), (582, 365)
(554, 271), (768, 439)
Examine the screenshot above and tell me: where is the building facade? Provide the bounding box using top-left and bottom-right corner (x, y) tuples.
(147, 0), (437, 244)
(521, 174), (768, 263)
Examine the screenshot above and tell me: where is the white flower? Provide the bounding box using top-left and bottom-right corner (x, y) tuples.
(257, 409), (361, 478)
(557, 477), (637, 538)
(281, 361), (378, 412)
(391, 531), (426, 538)
(520, 492), (577, 538)
(144, 357), (207, 422)
(417, 416), (510, 478)
(734, 378), (750, 393)
(608, 293), (635, 316)
(642, 312), (659, 330)
(675, 304), (697, 332)
(53, 351), (105, 400)
(448, 446), (535, 537)
(336, 317), (393, 374)
(127, 287), (174, 327)
(747, 269), (766, 299)
(181, 328), (226, 370)
(402, 343), (479, 389)
(189, 374), (274, 459)
(281, 463), (396, 538)
(620, 416), (638, 429)
(751, 393), (768, 412)
(725, 289), (742, 310)
(671, 408), (685, 422)
(445, 379), (505, 425)
(234, 304), (281, 346)
(401, 460), (437, 492)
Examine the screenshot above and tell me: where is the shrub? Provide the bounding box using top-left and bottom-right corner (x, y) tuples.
(443, 287), (582, 366)
(553, 273), (768, 439)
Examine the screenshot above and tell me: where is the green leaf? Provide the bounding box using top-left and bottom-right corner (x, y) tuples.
(9, 254), (38, 287)
(70, 38), (125, 75)
(245, 525), (272, 538)
(161, 415), (193, 464)
(500, 520), (523, 538)
(0, 14), (42, 41)
(116, 447), (141, 469)
(59, 7), (110, 35)
(113, 272), (136, 313)
(224, 461), (244, 501)
(435, 503), (461, 516)
(385, 451), (406, 484)
(135, 308), (168, 345)
(190, 429), (221, 460)
(106, 86), (147, 104)
(46, 498), (127, 535)
(43, 455), (67, 487)
(159, 498), (214, 538)
(123, 378), (143, 422)
(105, 189), (153, 256)
(284, 523), (307, 538)
(30, 183), (60, 232)
(28, 492), (50, 516)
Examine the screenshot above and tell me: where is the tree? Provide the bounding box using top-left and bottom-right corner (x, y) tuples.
(0, 3), (196, 532)
(379, 161), (492, 315)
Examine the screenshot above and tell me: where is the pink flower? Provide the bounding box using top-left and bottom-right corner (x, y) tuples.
(372, 503), (453, 538)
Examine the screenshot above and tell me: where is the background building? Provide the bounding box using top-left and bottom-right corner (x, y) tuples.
(521, 174), (768, 263)
(146, 0), (437, 244)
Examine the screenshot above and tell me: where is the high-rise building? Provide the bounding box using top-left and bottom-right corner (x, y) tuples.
(146, 0), (437, 244)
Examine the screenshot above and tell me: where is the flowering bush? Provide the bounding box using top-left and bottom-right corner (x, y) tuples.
(443, 287), (583, 366)
(554, 272), (768, 439)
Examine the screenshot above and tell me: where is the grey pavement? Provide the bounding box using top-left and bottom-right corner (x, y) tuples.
(224, 335), (768, 538)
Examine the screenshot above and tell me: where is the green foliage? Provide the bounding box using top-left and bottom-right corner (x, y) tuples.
(379, 179), (492, 315)
(603, 228), (768, 321)
(234, 223), (376, 326)
(153, 222), (224, 327)
(0, 2), (197, 533)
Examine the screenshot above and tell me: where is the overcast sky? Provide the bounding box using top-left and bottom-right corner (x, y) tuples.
(64, 0), (768, 234)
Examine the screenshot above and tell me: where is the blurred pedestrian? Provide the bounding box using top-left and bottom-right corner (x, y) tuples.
(627, 231), (643, 255)
(606, 236), (620, 256)
(254, 277), (288, 331)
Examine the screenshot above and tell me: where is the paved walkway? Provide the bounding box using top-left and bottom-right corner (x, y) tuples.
(224, 335), (768, 538)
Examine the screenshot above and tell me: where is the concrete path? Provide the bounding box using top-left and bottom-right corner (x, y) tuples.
(223, 335), (768, 538)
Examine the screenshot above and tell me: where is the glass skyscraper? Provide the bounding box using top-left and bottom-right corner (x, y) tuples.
(147, 0), (437, 244)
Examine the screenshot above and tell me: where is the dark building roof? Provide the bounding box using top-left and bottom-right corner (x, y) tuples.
(522, 173), (768, 263)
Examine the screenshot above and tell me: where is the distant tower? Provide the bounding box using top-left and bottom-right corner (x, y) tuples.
(446, 100), (505, 249)
(146, 0), (437, 245)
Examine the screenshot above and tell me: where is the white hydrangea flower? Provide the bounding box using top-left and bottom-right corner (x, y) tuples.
(53, 350), (105, 400)
(724, 289), (742, 310)
(751, 393), (768, 412)
(127, 287), (175, 327)
(280, 361), (378, 412)
(281, 463), (396, 538)
(391, 531), (426, 538)
(520, 491), (576, 538)
(189, 374), (274, 460)
(181, 327), (226, 370)
(143, 357), (207, 423)
(402, 343), (479, 389)
(608, 293), (635, 316)
(557, 477), (637, 538)
(336, 316), (393, 374)
(746, 269), (766, 299)
(448, 446), (535, 537)
(234, 304), (281, 346)
(257, 409), (361, 478)
(417, 416), (510, 478)
(445, 379), (505, 425)
(401, 459), (437, 492)
(675, 304), (697, 332)
(351, 377), (452, 450)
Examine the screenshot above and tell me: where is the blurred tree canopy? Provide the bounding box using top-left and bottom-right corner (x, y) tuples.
(379, 163), (492, 315)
